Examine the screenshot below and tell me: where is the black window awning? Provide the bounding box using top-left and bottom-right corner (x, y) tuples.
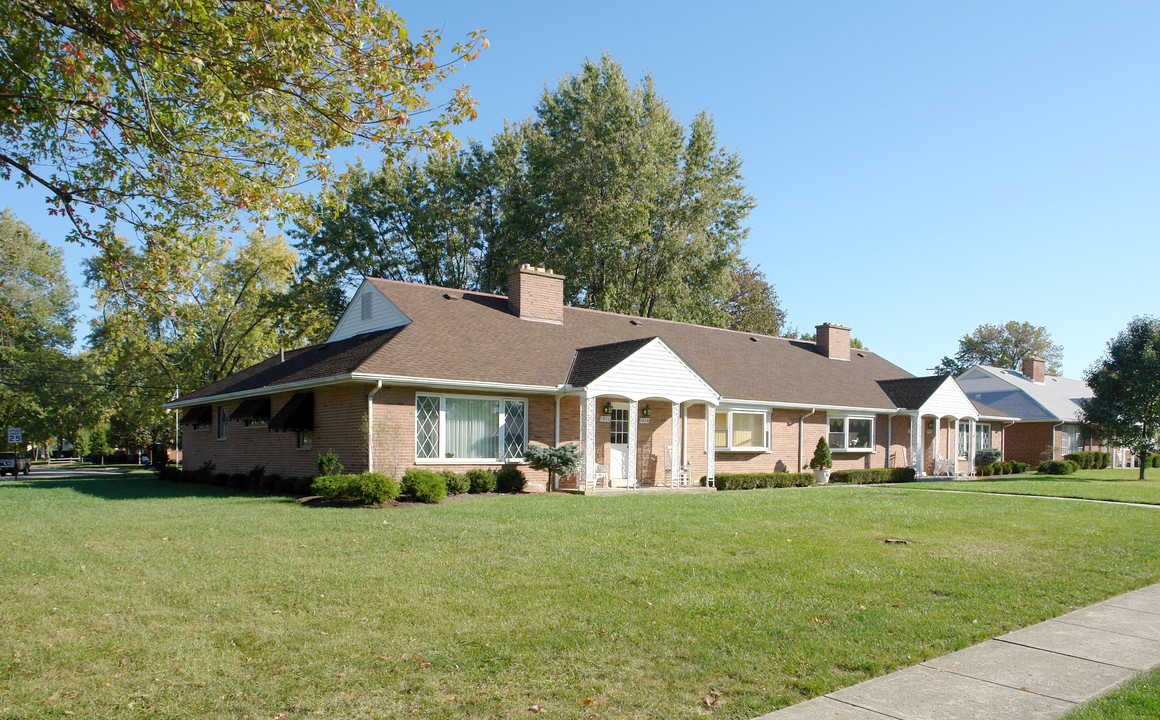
(179, 405), (212, 428)
(230, 396), (271, 423)
(268, 392), (314, 432)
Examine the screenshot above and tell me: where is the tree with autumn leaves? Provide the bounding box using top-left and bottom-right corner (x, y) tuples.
(1, 0), (486, 282)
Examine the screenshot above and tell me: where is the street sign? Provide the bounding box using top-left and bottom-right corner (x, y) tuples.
(7, 427), (21, 444)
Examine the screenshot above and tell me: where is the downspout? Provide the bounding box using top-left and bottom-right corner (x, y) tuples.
(1052, 421), (1064, 460)
(1000, 420), (1014, 461)
(554, 394), (562, 490)
(799, 408), (818, 471)
(367, 381), (383, 473)
(886, 412), (893, 468)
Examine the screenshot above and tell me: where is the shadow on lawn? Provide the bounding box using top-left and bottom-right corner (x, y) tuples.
(2, 474), (298, 503)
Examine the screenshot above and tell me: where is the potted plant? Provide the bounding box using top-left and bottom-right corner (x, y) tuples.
(809, 436), (832, 484)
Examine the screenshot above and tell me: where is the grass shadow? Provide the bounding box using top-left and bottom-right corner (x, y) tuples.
(1, 473), (300, 503)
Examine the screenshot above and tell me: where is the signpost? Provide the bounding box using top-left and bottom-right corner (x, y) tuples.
(7, 427), (20, 445)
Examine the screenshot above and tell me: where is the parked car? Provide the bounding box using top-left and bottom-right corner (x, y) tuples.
(0, 452), (30, 476)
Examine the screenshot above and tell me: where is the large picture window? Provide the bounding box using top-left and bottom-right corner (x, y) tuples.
(828, 415), (873, 452)
(1061, 424), (1083, 455)
(415, 394), (527, 461)
(715, 408), (769, 451)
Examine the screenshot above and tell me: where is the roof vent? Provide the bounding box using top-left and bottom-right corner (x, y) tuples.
(749, 336), (760, 342)
(856, 352), (866, 358)
(630, 319), (642, 326)
(442, 293), (460, 301)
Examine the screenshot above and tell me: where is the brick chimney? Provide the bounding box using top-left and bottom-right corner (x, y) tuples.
(1022, 356), (1046, 383)
(815, 323), (851, 361)
(507, 265), (564, 324)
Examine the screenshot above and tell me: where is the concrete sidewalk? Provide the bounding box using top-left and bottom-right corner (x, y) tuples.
(757, 583), (1160, 720)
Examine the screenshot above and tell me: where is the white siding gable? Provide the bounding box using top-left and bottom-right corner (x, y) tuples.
(585, 338), (720, 404)
(917, 377), (978, 419)
(327, 279), (411, 343)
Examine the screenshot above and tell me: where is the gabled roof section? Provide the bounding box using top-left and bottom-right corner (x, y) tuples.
(567, 337), (656, 387)
(956, 365), (1092, 422)
(175, 327), (404, 404)
(969, 398), (1015, 420)
(575, 337), (719, 404)
(878, 376), (946, 409)
(327, 278), (411, 343)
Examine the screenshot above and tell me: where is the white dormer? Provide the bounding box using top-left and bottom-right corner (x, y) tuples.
(327, 279), (411, 343)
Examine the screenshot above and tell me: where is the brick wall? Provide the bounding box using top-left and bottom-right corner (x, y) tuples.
(182, 385), (368, 478)
(1004, 422), (1056, 466)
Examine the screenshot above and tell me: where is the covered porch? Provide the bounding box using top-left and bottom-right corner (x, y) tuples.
(554, 337), (721, 494)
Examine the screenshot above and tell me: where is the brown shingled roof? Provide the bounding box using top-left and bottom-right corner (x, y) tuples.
(177, 278), (917, 409)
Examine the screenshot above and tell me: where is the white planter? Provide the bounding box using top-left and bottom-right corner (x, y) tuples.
(813, 468), (831, 485)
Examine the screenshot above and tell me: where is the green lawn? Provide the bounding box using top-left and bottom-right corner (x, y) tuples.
(1, 471), (1158, 719)
(907, 468), (1160, 505)
(1064, 667), (1160, 719)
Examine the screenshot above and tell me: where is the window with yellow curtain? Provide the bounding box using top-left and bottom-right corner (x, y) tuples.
(715, 409), (768, 450)
(715, 412), (728, 448)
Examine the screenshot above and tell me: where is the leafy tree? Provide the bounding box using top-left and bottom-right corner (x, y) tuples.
(1, 0), (486, 282)
(296, 145), (498, 294)
(0, 209), (96, 455)
(934, 321), (1063, 376)
(721, 260), (788, 336)
(479, 54), (754, 325)
(1081, 316), (1160, 480)
(86, 229), (325, 453)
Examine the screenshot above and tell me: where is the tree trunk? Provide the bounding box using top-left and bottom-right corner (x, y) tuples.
(1140, 445), (1147, 481)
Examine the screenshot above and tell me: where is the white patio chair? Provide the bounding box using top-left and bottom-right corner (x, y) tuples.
(594, 463), (609, 488)
(664, 445), (691, 487)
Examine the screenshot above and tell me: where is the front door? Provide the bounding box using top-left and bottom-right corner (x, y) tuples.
(608, 403), (631, 486)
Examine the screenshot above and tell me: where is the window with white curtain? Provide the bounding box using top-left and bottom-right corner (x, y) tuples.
(714, 408), (769, 451)
(415, 394), (526, 461)
(975, 424), (991, 451)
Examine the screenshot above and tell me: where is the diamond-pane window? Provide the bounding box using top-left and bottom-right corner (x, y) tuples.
(503, 400), (526, 459)
(415, 395), (440, 459)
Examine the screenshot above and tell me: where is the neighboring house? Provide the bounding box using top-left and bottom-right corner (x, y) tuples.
(168, 265), (1006, 492)
(956, 359), (1112, 467)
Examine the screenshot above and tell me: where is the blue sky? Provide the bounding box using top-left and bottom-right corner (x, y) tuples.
(4, 1), (1157, 377)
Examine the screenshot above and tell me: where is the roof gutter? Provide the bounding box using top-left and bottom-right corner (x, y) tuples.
(350, 373), (559, 395)
(163, 373), (357, 410)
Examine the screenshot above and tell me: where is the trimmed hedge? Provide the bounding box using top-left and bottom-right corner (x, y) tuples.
(402, 468), (447, 504)
(440, 471), (470, 495)
(1148, 454), (1160, 468)
(466, 469), (497, 494)
(709, 473), (814, 491)
(151, 463), (309, 496)
(830, 467), (917, 484)
(495, 466), (527, 494)
(1065, 451), (1111, 470)
(311, 472), (400, 504)
(1037, 460), (1079, 475)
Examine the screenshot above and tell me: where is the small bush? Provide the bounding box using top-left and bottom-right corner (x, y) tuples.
(312, 472), (400, 504)
(1011, 461), (1030, 473)
(154, 464), (183, 483)
(1065, 451), (1099, 469)
(1099, 452), (1111, 469)
(1149, 454), (1160, 468)
(974, 448), (1002, 467)
(317, 449), (343, 478)
(402, 468), (447, 504)
(192, 460), (216, 485)
(830, 467), (917, 484)
(495, 466), (527, 494)
(979, 465), (993, 477)
(466, 469), (497, 494)
(809, 437), (832, 470)
(1037, 460), (1079, 475)
(711, 473), (814, 490)
(441, 471), (470, 495)
(228, 472), (249, 489)
(247, 464), (267, 488)
(294, 475), (315, 495)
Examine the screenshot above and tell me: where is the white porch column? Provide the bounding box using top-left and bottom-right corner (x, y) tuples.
(627, 399), (639, 488)
(952, 418), (959, 477)
(582, 394), (597, 493)
(705, 402), (717, 485)
(968, 419), (976, 475)
(913, 413), (923, 477)
(671, 401), (681, 487)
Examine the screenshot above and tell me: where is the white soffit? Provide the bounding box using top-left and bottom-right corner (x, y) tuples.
(918, 376), (979, 419)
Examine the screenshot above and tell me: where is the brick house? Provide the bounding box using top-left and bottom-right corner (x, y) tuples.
(956, 358), (1116, 467)
(169, 266), (1008, 492)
